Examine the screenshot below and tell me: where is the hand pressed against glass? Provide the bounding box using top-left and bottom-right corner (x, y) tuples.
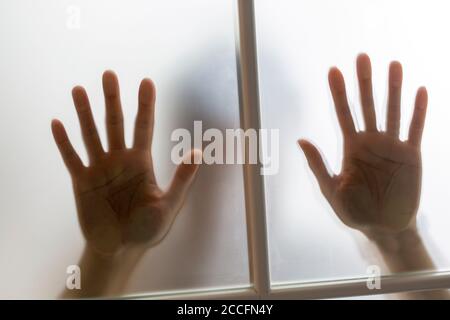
(299, 54), (427, 237)
(52, 71), (201, 256)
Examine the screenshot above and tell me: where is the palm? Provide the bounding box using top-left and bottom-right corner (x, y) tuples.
(74, 150), (162, 254)
(300, 54), (428, 236)
(333, 133), (420, 232)
(52, 71), (200, 255)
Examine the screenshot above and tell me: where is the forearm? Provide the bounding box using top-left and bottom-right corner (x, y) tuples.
(105, 245), (147, 297)
(60, 246), (118, 299)
(369, 228), (433, 272)
(60, 245), (147, 299)
(368, 228), (449, 299)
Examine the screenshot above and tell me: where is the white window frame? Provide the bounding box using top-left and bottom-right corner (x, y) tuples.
(132, 0), (450, 300)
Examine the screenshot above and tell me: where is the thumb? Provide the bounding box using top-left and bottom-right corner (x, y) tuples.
(165, 149), (202, 211)
(298, 139), (334, 198)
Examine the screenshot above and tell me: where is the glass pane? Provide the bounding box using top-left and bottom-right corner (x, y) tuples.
(255, 0), (450, 284)
(0, 0), (249, 298)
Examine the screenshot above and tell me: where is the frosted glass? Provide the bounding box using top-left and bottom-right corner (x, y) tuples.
(255, 0), (450, 284)
(0, 0), (249, 298)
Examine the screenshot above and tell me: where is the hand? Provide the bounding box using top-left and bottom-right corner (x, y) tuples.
(52, 71), (201, 256)
(299, 54), (428, 237)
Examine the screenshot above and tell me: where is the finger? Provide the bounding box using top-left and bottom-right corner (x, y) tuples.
(165, 149), (202, 211)
(356, 53), (377, 132)
(51, 119), (83, 174)
(408, 87), (428, 147)
(72, 86), (104, 162)
(386, 61), (403, 137)
(103, 70), (125, 150)
(328, 67), (356, 137)
(133, 78), (156, 150)
(298, 139), (335, 198)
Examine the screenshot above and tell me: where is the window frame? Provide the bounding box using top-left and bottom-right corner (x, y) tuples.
(133, 0), (450, 300)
